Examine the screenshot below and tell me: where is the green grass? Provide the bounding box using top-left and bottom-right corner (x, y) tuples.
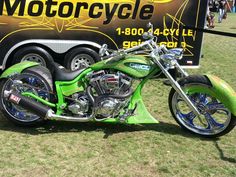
(0, 14), (236, 177)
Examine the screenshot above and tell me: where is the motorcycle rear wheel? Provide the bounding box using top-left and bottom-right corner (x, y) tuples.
(0, 66), (53, 126)
(169, 75), (236, 138)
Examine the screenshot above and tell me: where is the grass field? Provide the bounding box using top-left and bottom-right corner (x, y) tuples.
(0, 14), (236, 177)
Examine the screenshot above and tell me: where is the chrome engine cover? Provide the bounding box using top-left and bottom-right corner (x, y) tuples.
(95, 97), (121, 118)
(87, 70), (133, 118)
(100, 74), (120, 94)
(68, 94), (89, 115)
(88, 70), (132, 95)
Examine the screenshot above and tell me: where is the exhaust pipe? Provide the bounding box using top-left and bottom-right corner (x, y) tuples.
(7, 92), (50, 118)
(6, 91), (94, 122)
(46, 110), (93, 122)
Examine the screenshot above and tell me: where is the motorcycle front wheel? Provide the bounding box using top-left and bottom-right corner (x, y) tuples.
(169, 75), (236, 138)
(0, 66), (53, 126)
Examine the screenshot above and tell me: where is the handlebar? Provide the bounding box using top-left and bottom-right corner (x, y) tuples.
(99, 23), (183, 64)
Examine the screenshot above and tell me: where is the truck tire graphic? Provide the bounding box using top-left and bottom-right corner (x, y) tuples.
(12, 46), (54, 70)
(63, 47), (100, 71)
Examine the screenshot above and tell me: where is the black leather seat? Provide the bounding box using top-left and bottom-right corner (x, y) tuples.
(52, 63), (85, 81)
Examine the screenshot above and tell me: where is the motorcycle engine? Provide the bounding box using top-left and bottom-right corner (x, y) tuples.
(88, 70), (133, 118)
(67, 93), (89, 116)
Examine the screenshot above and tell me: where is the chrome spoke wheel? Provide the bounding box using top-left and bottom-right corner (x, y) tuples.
(1, 73), (50, 123)
(172, 92), (231, 136)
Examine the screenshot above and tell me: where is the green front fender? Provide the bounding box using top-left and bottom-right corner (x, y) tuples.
(0, 61), (40, 79)
(188, 75), (236, 116)
(206, 75), (236, 116)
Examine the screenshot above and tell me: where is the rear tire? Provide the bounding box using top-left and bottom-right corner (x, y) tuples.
(0, 66), (53, 126)
(168, 75), (236, 138)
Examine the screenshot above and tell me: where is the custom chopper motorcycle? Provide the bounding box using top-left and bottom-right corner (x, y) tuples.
(0, 24), (235, 137)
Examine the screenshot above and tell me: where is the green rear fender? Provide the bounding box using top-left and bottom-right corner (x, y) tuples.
(187, 75), (236, 116)
(0, 61), (40, 79)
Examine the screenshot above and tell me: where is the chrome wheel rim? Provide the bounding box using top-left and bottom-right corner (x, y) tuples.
(21, 54), (46, 66)
(172, 90), (231, 135)
(2, 73), (50, 122)
(70, 54), (94, 71)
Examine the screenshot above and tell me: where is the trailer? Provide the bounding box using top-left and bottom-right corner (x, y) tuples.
(0, 0), (208, 71)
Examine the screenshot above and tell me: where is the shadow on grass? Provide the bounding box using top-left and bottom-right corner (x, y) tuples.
(3, 117), (234, 164)
(0, 118), (201, 139)
(214, 141), (236, 164)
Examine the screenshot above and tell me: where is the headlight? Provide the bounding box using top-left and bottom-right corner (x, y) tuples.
(168, 48), (184, 60)
(160, 53), (176, 68)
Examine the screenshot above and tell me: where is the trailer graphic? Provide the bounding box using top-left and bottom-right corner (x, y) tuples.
(0, 0), (155, 24)
(0, 0), (207, 71)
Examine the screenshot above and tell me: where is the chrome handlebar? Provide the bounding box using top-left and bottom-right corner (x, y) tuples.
(99, 23), (183, 64)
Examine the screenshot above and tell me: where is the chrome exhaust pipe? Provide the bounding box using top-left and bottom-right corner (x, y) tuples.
(5, 91), (94, 122)
(45, 109), (94, 122)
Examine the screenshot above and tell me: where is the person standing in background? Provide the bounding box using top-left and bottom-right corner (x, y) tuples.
(218, 0), (226, 23)
(206, 1), (215, 28)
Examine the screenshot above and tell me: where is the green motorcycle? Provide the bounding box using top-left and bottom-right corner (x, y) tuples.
(0, 24), (235, 137)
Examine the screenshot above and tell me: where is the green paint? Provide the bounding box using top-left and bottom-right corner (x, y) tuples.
(55, 82), (67, 115)
(206, 75), (236, 116)
(55, 68), (92, 114)
(0, 61), (39, 79)
(125, 68), (159, 124)
(91, 55), (158, 78)
(60, 83), (84, 97)
(58, 68), (92, 96)
(128, 68), (158, 109)
(126, 99), (159, 124)
(22, 92), (56, 107)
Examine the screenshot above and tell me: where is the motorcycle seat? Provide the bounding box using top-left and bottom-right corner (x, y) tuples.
(51, 63), (85, 81)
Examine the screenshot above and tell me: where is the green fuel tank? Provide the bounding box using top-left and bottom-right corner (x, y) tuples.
(90, 55), (158, 78)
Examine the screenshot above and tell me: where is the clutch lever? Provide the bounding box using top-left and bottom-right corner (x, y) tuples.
(106, 53), (125, 64)
(101, 50), (120, 60)
(101, 55), (112, 60)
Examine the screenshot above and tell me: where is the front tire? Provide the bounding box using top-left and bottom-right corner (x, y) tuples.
(0, 66), (53, 126)
(169, 75), (236, 137)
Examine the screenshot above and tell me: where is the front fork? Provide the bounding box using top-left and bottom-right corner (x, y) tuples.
(154, 57), (201, 117)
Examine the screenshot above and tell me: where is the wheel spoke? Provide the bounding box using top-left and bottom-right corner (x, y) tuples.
(37, 90), (48, 98)
(27, 77), (37, 85)
(178, 111), (196, 125)
(177, 97), (184, 103)
(207, 102), (226, 110)
(187, 111), (196, 120)
(207, 102), (229, 114)
(205, 113), (224, 130)
(199, 93), (207, 103)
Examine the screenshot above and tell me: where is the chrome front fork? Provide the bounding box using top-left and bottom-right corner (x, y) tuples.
(154, 57), (201, 116)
